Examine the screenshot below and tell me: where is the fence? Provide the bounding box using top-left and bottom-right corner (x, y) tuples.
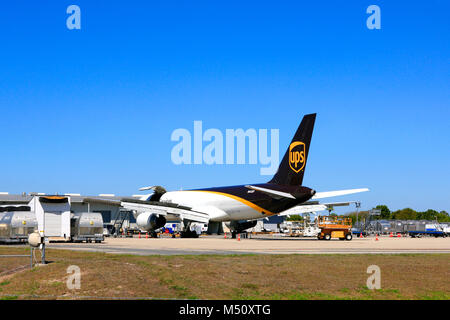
(0, 248), (34, 270)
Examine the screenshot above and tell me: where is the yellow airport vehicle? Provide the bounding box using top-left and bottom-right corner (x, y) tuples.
(317, 216), (353, 241)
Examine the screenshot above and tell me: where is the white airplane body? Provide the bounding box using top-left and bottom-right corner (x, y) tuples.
(116, 114), (369, 237)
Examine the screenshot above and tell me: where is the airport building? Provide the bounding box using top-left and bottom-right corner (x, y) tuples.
(0, 193), (138, 241)
(0, 192), (133, 220)
(0, 192), (286, 236)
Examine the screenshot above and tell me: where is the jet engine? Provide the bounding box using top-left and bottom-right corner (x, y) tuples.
(136, 212), (167, 232)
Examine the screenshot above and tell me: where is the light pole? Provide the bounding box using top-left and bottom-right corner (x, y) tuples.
(356, 202), (361, 230)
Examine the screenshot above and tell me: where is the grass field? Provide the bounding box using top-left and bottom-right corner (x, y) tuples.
(0, 246), (449, 300)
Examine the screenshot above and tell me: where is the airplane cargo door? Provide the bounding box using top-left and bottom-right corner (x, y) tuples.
(44, 211), (62, 237)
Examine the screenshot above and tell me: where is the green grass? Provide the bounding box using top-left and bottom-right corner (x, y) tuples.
(0, 295), (18, 300)
(0, 247), (449, 300)
(420, 291), (450, 300)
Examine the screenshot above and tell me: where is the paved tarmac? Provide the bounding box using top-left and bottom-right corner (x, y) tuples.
(47, 235), (450, 255)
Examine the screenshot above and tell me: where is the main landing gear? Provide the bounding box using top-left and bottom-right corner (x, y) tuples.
(180, 221), (199, 238)
(149, 231), (158, 238)
(180, 230), (199, 238)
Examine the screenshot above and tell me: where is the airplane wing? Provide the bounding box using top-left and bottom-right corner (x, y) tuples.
(311, 188), (369, 200)
(120, 199), (209, 224)
(83, 197), (209, 224)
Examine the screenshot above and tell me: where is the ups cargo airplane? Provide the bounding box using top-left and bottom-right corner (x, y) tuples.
(0, 114), (367, 238)
(82, 113), (368, 238)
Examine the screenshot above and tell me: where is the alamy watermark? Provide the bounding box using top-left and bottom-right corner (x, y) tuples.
(65, 5), (379, 31)
(66, 265), (81, 290)
(366, 265), (381, 290)
(66, 5), (81, 30)
(171, 121), (279, 176)
(366, 5), (381, 30)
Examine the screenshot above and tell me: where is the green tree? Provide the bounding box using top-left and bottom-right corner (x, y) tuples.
(417, 209), (439, 220)
(346, 207), (449, 222)
(375, 205), (391, 220)
(436, 211), (450, 222)
(391, 208), (417, 220)
(286, 215), (303, 222)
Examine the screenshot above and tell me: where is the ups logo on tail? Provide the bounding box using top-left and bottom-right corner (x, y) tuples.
(289, 141), (306, 173)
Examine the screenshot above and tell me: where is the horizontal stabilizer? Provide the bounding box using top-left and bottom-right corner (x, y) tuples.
(279, 204), (327, 215)
(312, 188), (369, 200)
(279, 200), (360, 216)
(245, 185), (295, 199)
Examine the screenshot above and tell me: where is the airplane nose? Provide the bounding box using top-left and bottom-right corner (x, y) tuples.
(310, 189), (316, 196)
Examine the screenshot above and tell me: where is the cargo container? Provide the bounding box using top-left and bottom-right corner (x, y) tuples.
(70, 212), (104, 243)
(0, 211), (38, 243)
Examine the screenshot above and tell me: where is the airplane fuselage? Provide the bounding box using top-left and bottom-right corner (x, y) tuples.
(160, 183), (315, 222)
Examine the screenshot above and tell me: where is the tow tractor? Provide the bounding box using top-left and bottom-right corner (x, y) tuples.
(317, 216), (353, 241)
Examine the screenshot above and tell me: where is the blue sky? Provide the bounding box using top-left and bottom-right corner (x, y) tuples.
(0, 1), (448, 213)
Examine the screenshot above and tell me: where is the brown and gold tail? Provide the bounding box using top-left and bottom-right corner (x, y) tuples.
(269, 113), (316, 186)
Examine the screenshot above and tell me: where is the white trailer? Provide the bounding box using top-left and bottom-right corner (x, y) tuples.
(28, 196), (72, 241)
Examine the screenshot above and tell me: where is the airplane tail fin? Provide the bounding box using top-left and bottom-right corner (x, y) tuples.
(269, 113), (316, 186)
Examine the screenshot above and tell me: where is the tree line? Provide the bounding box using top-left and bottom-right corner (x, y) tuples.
(284, 205), (449, 223)
(346, 205), (450, 222)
